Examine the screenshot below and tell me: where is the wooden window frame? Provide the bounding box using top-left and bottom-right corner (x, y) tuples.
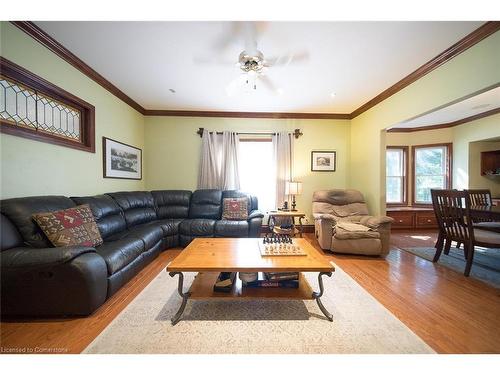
(0, 57), (95, 153)
(386, 146), (409, 207)
(412, 143), (453, 207)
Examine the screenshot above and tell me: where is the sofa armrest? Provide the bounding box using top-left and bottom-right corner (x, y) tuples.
(248, 210), (264, 220)
(247, 210), (264, 238)
(313, 213), (337, 222)
(1, 245), (96, 269)
(1, 246), (107, 316)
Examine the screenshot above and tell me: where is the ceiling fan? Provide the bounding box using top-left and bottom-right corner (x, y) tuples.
(195, 22), (309, 95)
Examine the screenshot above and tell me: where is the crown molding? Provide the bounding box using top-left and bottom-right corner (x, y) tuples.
(11, 21), (500, 121)
(143, 109), (351, 119)
(351, 21), (500, 119)
(387, 107), (500, 133)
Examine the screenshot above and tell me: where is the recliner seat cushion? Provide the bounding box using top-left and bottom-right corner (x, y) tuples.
(179, 219), (216, 236)
(107, 192), (157, 227)
(0, 196), (76, 248)
(215, 220), (249, 237)
(152, 218), (183, 237)
(151, 190), (191, 219)
(71, 195), (126, 239)
(189, 190), (222, 219)
(96, 238), (144, 275)
(106, 224), (164, 249)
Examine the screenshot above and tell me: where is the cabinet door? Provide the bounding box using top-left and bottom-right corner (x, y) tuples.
(387, 212), (414, 229)
(416, 212), (438, 229)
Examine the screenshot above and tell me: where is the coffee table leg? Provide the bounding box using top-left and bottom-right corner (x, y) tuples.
(312, 272), (333, 322)
(169, 272), (190, 325)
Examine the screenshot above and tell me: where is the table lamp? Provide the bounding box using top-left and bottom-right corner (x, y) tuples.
(285, 181), (303, 211)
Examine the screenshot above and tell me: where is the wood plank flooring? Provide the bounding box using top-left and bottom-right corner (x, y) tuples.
(1, 231), (499, 354)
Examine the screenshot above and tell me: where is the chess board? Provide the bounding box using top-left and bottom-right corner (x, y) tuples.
(258, 239), (307, 256)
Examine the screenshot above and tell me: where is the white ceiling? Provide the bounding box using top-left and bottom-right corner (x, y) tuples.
(35, 21), (484, 113)
(391, 86), (500, 129)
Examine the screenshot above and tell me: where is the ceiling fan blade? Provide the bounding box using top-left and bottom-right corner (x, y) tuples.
(212, 22), (242, 52)
(193, 56), (236, 65)
(265, 51), (310, 67)
(258, 75), (278, 93)
(242, 22), (258, 55)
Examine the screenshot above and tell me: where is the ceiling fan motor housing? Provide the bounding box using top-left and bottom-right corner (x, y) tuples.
(238, 50), (265, 73)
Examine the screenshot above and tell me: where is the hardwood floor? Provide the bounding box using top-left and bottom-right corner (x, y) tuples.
(1, 231), (500, 354)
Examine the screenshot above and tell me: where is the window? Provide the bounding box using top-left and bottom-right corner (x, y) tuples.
(386, 146), (408, 205)
(0, 58), (95, 152)
(238, 138), (276, 211)
(413, 143), (452, 205)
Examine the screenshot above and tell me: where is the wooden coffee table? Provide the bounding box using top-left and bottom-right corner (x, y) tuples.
(166, 238), (335, 325)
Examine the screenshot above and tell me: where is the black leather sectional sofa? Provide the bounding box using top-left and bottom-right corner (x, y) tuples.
(0, 189), (263, 317)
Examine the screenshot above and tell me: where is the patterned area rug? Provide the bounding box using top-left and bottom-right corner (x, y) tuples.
(83, 266), (434, 354)
(403, 245), (500, 288)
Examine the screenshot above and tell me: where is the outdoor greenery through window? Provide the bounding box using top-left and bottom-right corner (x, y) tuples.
(386, 147), (406, 204)
(414, 144), (451, 204)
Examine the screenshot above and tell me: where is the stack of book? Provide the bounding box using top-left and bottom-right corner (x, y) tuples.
(243, 272), (300, 288)
(213, 272), (237, 293)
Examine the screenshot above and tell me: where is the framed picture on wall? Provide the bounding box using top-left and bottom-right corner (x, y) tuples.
(311, 150), (336, 172)
(103, 137), (142, 180)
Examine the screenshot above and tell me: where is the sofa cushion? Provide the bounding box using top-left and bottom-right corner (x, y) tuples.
(152, 218), (183, 237)
(151, 190), (192, 219)
(215, 220), (249, 237)
(189, 190), (222, 219)
(32, 204), (103, 247)
(179, 218), (216, 236)
(106, 224), (164, 249)
(222, 197), (249, 220)
(96, 238), (144, 275)
(107, 192), (157, 227)
(334, 226), (380, 240)
(71, 195), (126, 240)
(0, 196), (76, 248)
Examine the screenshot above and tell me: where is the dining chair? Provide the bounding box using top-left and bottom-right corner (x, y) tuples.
(431, 189), (500, 276)
(466, 189), (500, 233)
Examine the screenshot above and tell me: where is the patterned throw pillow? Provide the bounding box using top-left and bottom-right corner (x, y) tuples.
(32, 204), (103, 247)
(222, 198), (249, 220)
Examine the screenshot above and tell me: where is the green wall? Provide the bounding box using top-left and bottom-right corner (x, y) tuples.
(350, 31), (500, 214)
(145, 116), (350, 222)
(0, 22), (145, 199)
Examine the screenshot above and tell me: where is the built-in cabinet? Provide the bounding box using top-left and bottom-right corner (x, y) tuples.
(386, 207), (438, 230)
(481, 150), (500, 176)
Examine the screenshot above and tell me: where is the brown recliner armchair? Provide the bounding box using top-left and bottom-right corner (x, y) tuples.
(312, 190), (394, 256)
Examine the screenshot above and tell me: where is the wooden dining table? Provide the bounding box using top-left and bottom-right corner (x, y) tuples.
(470, 205), (500, 221)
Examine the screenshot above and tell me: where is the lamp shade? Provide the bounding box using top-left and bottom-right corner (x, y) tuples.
(285, 181), (303, 195)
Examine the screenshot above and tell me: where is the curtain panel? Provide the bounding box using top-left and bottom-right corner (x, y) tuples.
(198, 130), (241, 190)
(273, 132), (294, 208)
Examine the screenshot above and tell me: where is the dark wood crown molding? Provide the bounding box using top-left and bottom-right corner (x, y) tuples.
(11, 21), (146, 115)
(351, 21), (500, 119)
(387, 107), (500, 133)
(11, 21), (500, 121)
(143, 109), (350, 119)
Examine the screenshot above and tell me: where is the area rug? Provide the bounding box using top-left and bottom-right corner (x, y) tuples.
(403, 245), (500, 289)
(83, 265), (434, 354)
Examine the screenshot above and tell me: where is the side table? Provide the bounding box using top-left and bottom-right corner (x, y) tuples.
(267, 210), (306, 237)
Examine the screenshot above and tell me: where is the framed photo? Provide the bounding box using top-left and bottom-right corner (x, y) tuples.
(103, 137), (142, 180)
(311, 150), (336, 172)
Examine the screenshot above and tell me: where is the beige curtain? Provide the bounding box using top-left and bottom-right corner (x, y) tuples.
(273, 132), (294, 208)
(198, 129), (240, 190)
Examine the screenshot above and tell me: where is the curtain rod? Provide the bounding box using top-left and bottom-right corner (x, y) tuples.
(196, 127), (303, 139)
